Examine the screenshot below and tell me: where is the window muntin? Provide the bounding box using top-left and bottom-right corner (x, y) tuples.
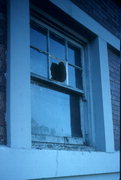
(30, 20), (85, 145)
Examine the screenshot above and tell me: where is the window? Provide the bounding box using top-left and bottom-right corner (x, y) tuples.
(30, 17), (85, 145)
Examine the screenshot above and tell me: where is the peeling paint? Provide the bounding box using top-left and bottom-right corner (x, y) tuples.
(32, 141), (95, 152)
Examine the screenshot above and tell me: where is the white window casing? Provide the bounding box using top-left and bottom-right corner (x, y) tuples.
(6, 0), (117, 152)
(0, 0), (119, 179)
(7, 0), (31, 148)
(89, 37), (115, 152)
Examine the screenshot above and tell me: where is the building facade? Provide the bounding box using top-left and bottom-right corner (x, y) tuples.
(0, 0), (120, 180)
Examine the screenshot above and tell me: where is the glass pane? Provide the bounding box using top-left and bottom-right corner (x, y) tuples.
(50, 58), (66, 84)
(76, 68), (83, 89)
(68, 66), (76, 88)
(30, 27), (47, 51)
(31, 83), (71, 137)
(50, 33), (65, 60)
(68, 44), (81, 67)
(30, 48), (48, 78)
(68, 66), (82, 89)
(70, 95), (82, 137)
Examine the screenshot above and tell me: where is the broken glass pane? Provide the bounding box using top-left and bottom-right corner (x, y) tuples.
(50, 58), (66, 83)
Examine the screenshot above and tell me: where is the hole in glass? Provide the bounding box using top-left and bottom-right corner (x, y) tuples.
(50, 61), (66, 82)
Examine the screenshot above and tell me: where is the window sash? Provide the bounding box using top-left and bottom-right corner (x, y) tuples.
(30, 20), (84, 92)
(30, 16), (85, 145)
(31, 73), (84, 96)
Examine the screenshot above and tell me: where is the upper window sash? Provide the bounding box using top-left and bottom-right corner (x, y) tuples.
(30, 17), (85, 95)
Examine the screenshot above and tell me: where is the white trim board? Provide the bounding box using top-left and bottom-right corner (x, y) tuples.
(7, 0), (31, 148)
(0, 147), (119, 180)
(50, 0), (120, 51)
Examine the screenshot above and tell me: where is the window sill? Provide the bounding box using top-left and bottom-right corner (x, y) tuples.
(32, 141), (94, 152)
(31, 134), (95, 151)
(32, 134), (83, 145)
